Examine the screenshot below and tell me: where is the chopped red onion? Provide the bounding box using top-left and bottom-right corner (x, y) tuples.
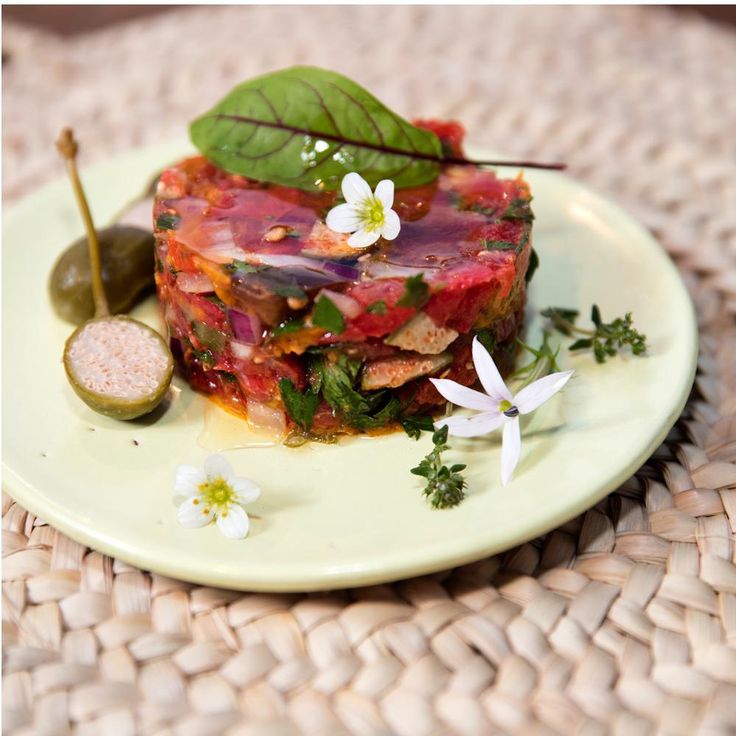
(229, 309), (263, 345)
(256, 253), (359, 282)
(320, 261), (360, 281)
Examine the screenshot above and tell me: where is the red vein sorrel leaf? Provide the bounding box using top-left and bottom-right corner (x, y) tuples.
(190, 66), (564, 193)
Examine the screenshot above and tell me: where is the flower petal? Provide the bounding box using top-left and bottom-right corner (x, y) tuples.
(325, 203), (360, 234)
(501, 418), (521, 486)
(341, 172), (372, 205)
(436, 411), (503, 438)
(177, 497), (215, 528)
(216, 504), (250, 540)
(232, 477), (261, 505)
(204, 454), (234, 482)
(381, 208), (401, 241)
(348, 227), (381, 248)
(429, 378), (497, 412)
(514, 370), (574, 415)
(472, 337), (512, 401)
(374, 179), (394, 209)
(174, 465), (205, 497)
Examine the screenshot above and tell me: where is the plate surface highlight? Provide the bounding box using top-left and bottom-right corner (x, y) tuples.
(2, 142), (697, 591)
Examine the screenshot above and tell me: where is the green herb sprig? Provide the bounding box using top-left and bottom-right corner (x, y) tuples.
(542, 305), (647, 363)
(513, 329), (562, 385)
(410, 426), (467, 509)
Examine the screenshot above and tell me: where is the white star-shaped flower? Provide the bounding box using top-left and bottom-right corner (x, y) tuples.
(174, 454), (260, 539)
(430, 337), (574, 486)
(325, 172), (401, 248)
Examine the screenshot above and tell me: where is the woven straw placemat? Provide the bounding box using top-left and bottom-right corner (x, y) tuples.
(3, 6), (736, 734)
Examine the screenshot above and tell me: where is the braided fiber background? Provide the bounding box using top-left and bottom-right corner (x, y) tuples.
(3, 6), (736, 734)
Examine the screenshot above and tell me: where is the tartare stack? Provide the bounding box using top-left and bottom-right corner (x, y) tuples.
(153, 122), (534, 437)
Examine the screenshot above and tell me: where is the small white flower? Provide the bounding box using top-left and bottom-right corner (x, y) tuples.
(430, 337), (574, 486)
(325, 172), (401, 248)
(174, 454), (260, 539)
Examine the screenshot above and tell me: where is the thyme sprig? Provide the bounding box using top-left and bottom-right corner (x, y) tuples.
(541, 305), (647, 363)
(513, 329), (562, 386)
(410, 426), (467, 509)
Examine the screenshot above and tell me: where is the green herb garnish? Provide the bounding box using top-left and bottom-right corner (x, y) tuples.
(482, 240), (517, 250)
(514, 329), (562, 383)
(311, 354), (400, 430)
(525, 248), (539, 283)
(224, 260), (267, 274)
(271, 318), (305, 337)
(279, 378), (319, 432)
(366, 300), (388, 315)
(312, 295), (345, 334)
(396, 274), (430, 309)
(401, 414), (435, 440)
(474, 329), (497, 356)
(190, 68), (564, 194)
(190, 66), (443, 192)
(193, 348), (215, 367)
(542, 305), (647, 363)
(192, 321), (227, 353)
(202, 293), (227, 309)
(410, 426), (467, 509)
(156, 213), (181, 230)
(501, 197), (535, 223)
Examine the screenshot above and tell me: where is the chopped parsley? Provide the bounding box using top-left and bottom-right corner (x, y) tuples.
(366, 300), (388, 315)
(482, 239), (517, 250)
(525, 248), (539, 283)
(202, 293), (227, 309)
(310, 354), (400, 430)
(401, 414), (435, 440)
(192, 321), (226, 353)
(396, 274), (430, 309)
(474, 329), (496, 355)
(279, 378), (319, 432)
(156, 213), (181, 230)
(312, 295), (345, 334)
(501, 197), (534, 223)
(271, 318), (305, 337)
(223, 260), (268, 274)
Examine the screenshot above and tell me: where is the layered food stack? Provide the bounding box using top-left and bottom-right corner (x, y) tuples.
(153, 122), (534, 438)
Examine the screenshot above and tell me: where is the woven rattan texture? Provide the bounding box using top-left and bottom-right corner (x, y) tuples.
(3, 6), (736, 735)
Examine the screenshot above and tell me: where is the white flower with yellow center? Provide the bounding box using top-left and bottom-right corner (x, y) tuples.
(430, 337), (574, 486)
(174, 455), (260, 539)
(325, 172), (401, 248)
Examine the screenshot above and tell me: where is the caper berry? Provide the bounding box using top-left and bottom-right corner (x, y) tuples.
(49, 225), (155, 325)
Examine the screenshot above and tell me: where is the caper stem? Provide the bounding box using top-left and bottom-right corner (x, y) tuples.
(56, 128), (109, 318)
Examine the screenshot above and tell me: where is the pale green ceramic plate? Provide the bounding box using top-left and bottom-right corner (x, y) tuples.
(2, 142), (697, 592)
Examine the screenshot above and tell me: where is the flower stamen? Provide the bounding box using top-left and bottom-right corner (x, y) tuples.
(198, 477), (236, 509)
